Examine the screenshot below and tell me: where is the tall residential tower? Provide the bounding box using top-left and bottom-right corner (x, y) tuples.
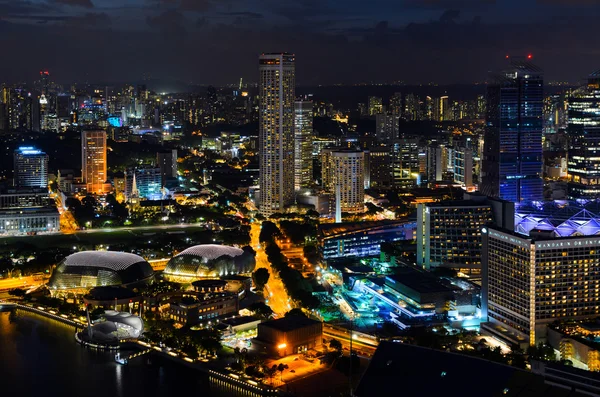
(258, 53), (295, 216)
(13, 147), (49, 188)
(481, 59), (544, 202)
(294, 100), (313, 191)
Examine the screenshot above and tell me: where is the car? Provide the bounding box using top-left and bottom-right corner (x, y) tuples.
(290, 370), (295, 373)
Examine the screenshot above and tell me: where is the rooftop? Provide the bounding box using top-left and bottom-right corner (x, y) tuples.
(355, 342), (585, 397)
(386, 267), (453, 294)
(62, 251), (148, 271)
(318, 220), (410, 238)
(259, 316), (321, 333)
(175, 244), (244, 260)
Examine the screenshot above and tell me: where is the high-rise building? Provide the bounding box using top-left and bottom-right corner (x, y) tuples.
(375, 113), (399, 145)
(416, 193), (514, 277)
(482, 227), (600, 347)
(481, 59), (544, 202)
(368, 147), (392, 189)
(13, 147), (48, 188)
(389, 92), (402, 115)
(322, 148), (365, 214)
(294, 100), (313, 191)
(567, 71), (600, 199)
(368, 96), (383, 116)
(454, 146), (474, 189)
(391, 137), (420, 188)
(258, 53), (295, 216)
(157, 149), (178, 187)
(81, 130), (107, 194)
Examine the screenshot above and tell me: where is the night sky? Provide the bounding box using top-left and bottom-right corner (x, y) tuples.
(1, 0), (599, 87)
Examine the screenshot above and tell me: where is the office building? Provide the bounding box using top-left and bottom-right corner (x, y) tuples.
(416, 193), (514, 277)
(321, 148), (365, 214)
(391, 137), (420, 189)
(482, 227), (600, 347)
(368, 147), (392, 189)
(375, 113), (399, 145)
(294, 100), (313, 191)
(481, 59), (544, 202)
(258, 53), (295, 216)
(13, 147), (48, 188)
(81, 130), (107, 194)
(368, 96), (383, 116)
(454, 146), (474, 189)
(0, 187), (59, 236)
(157, 149), (178, 187)
(166, 291), (238, 326)
(567, 71), (600, 198)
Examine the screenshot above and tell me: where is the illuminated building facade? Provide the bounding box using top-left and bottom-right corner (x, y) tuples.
(567, 71), (600, 198)
(81, 130), (107, 194)
(391, 137), (420, 189)
(321, 148), (364, 214)
(416, 194), (514, 277)
(13, 147), (48, 188)
(319, 220), (416, 259)
(157, 149), (178, 187)
(481, 59), (544, 202)
(453, 146), (474, 189)
(368, 96), (383, 116)
(258, 53), (295, 216)
(514, 200), (600, 237)
(124, 167), (162, 200)
(482, 227), (600, 347)
(294, 100), (313, 191)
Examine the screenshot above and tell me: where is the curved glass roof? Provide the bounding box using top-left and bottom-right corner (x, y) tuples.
(63, 251), (148, 271)
(516, 200), (600, 237)
(174, 244), (244, 260)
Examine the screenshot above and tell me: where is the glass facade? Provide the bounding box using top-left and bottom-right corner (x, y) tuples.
(567, 72), (600, 198)
(81, 130), (107, 194)
(482, 60), (544, 202)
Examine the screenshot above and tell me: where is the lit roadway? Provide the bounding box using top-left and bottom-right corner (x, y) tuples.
(250, 222), (292, 317)
(0, 275), (47, 292)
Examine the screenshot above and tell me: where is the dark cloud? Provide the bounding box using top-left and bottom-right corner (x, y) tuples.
(146, 9), (188, 39)
(221, 11), (263, 19)
(0, 0), (56, 16)
(63, 12), (110, 27)
(401, 0), (495, 9)
(179, 0), (212, 12)
(51, 0), (94, 8)
(537, 0), (600, 4)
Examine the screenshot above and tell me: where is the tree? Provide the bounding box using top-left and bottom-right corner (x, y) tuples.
(329, 339), (343, 352)
(252, 268), (270, 291)
(277, 363), (289, 382)
(247, 302), (274, 319)
(264, 365), (278, 385)
(285, 308), (306, 318)
(259, 221), (281, 243)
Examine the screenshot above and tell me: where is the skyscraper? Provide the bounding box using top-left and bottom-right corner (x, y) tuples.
(157, 149), (178, 187)
(258, 53), (295, 216)
(321, 148), (365, 215)
(368, 96), (383, 116)
(13, 147), (48, 188)
(294, 100), (313, 191)
(375, 113), (399, 145)
(81, 130), (107, 194)
(567, 71), (600, 198)
(481, 59), (544, 202)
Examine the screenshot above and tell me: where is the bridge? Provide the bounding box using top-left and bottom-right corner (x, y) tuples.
(115, 348), (153, 364)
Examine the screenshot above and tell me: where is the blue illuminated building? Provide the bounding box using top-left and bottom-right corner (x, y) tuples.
(107, 115), (123, 127)
(318, 220), (415, 260)
(13, 147), (49, 188)
(125, 167), (162, 201)
(481, 58), (544, 202)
